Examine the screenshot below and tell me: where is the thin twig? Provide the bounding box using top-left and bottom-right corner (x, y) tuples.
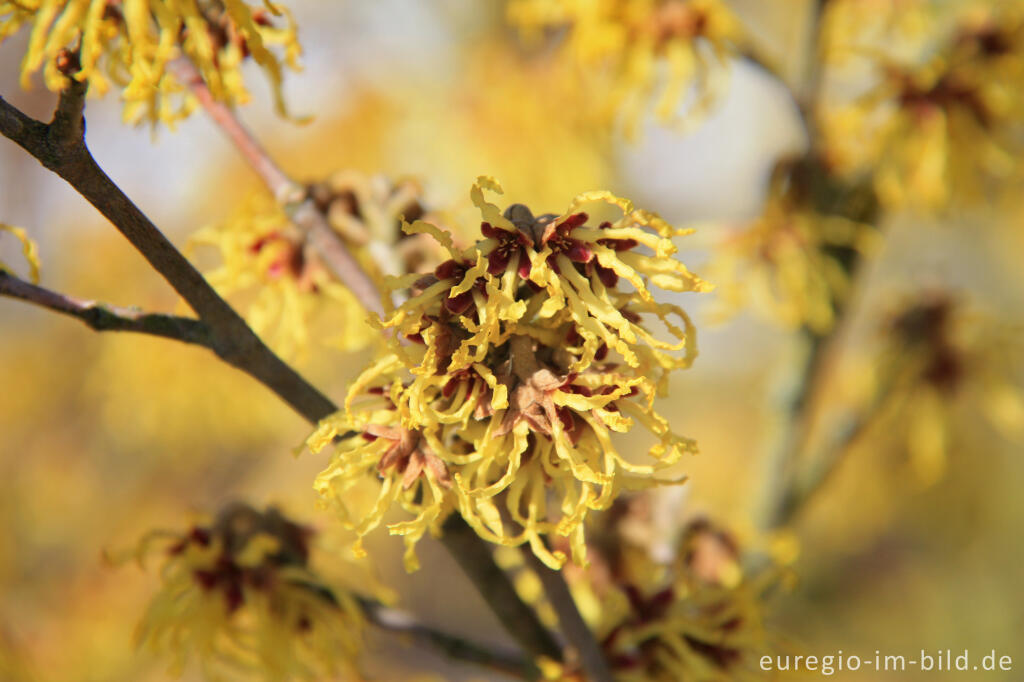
(440, 516), (561, 667)
(358, 597), (537, 680)
(773, 374), (896, 526)
(521, 547), (615, 682)
(760, 271), (864, 530)
(772, 399), (875, 527)
(798, 0), (831, 141)
(0, 271), (213, 347)
(168, 60), (299, 203)
(1, 86), (337, 421)
(168, 58), (384, 318)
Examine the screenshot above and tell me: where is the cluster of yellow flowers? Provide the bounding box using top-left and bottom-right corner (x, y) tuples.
(822, 2), (1024, 209)
(875, 294), (1024, 486)
(709, 159), (879, 333)
(308, 177), (711, 571)
(545, 512), (780, 681)
(133, 503), (364, 681)
(507, 0), (742, 136)
(0, 0), (301, 126)
(191, 172), (445, 359)
(823, 0), (935, 46)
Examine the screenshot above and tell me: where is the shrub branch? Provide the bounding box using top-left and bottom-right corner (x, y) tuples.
(0, 77), (582, 674)
(0, 270), (213, 347)
(169, 58), (383, 317)
(0, 85), (337, 422)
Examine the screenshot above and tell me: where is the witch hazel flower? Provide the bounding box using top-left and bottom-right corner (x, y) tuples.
(309, 177), (711, 571)
(1, 0), (303, 126)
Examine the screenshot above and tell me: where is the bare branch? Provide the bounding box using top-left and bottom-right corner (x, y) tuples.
(1, 96), (231, 327)
(292, 199), (384, 315)
(521, 548), (615, 682)
(798, 0), (831, 140)
(359, 597), (538, 680)
(772, 377), (894, 526)
(440, 516), (562, 664)
(167, 59), (300, 204)
(0, 85), (336, 421)
(0, 91), (48, 151)
(50, 50), (87, 147)
(0, 270), (212, 347)
(170, 58), (384, 317)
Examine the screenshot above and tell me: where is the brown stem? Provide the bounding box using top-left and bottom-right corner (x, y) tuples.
(760, 282), (862, 529)
(773, 369), (896, 526)
(293, 199), (384, 316)
(521, 547), (615, 682)
(440, 516), (561, 664)
(761, 240), (876, 529)
(169, 58), (384, 317)
(0, 271), (212, 347)
(168, 59), (299, 203)
(358, 597), (538, 680)
(798, 0), (831, 141)
(1, 86), (335, 421)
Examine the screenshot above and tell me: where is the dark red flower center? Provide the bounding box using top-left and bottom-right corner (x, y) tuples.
(482, 222), (534, 278)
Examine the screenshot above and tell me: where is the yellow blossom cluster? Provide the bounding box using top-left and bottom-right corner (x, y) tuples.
(132, 503), (364, 682)
(0, 0), (302, 126)
(308, 176), (711, 572)
(191, 172), (444, 359)
(822, 0), (935, 48)
(875, 294), (1024, 486)
(821, 2), (1024, 209)
(506, 0), (743, 137)
(708, 162), (879, 334)
(546, 515), (781, 681)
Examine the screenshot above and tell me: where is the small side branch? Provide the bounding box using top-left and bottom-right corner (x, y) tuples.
(798, 0), (831, 140)
(440, 516), (561, 666)
(50, 51), (87, 147)
(1, 90), (238, 330)
(772, 378), (893, 526)
(0, 84), (336, 421)
(168, 59), (300, 204)
(0, 271), (213, 347)
(170, 59), (384, 317)
(359, 598), (537, 680)
(522, 548), (615, 682)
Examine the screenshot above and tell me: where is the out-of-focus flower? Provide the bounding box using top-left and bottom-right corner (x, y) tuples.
(708, 160), (879, 333)
(507, 0), (743, 137)
(309, 177), (710, 571)
(0, 223), (41, 283)
(823, 0), (936, 54)
(0, 0), (301, 126)
(548, 513), (783, 681)
(821, 4), (1024, 210)
(876, 293), (1024, 486)
(310, 171), (452, 286)
(190, 173), (442, 359)
(131, 503), (364, 681)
